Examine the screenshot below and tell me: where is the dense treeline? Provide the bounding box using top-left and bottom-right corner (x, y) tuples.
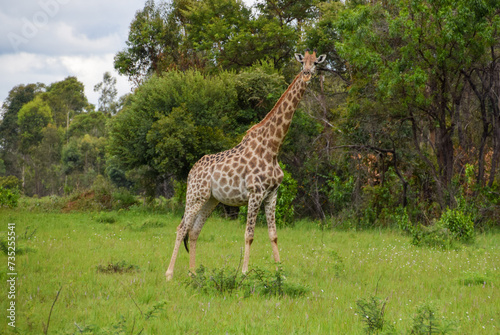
(1, 0), (499, 228)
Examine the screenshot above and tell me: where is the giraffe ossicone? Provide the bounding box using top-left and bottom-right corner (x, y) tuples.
(166, 50), (326, 281)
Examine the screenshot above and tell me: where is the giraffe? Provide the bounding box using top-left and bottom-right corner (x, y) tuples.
(166, 50), (326, 280)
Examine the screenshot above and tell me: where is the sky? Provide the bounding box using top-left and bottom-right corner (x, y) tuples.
(0, 0), (258, 110)
(0, 0), (155, 108)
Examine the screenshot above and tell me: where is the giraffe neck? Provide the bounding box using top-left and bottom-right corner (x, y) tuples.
(244, 72), (307, 156)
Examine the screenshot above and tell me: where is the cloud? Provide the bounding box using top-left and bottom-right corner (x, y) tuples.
(0, 0), (143, 106)
(0, 52), (131, 107)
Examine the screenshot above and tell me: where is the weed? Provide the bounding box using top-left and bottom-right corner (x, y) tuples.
(0, 237), (36, 255)
(96, 261), (139, 274)
(140, 219), (166, 229)
(144, 300), (167, 320)
(185, 264), (309, 298)
(329, 249), (345, 277)
(410, 302), (456, 334)
(185, 264), (247, 296)
(20, 225), (37, 240)
(247, 266), (309, 298)
(459, 270), (492, 286)
(92, 213), (117, 224)
(356, 295), (389, 334)
(411, 223), (455, 249)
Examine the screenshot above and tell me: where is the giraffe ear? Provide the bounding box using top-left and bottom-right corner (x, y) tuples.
(295, 53), (304, 63)
(315, 54), (327, 64)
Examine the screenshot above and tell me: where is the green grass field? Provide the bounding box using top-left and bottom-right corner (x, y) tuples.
(0, 209), (498, 334)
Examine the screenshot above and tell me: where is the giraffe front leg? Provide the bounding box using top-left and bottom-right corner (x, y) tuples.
(242, 193), (263, 274)
(264, 188), (281, 265)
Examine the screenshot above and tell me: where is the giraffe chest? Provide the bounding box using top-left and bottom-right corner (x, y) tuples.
(210, 154), (283, 206)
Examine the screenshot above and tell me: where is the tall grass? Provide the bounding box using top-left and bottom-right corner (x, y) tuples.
(0, 209), (498, 334)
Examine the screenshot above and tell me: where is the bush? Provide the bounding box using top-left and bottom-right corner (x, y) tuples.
(112, 189), (139, 210)
(439, 207), (474, 242)
(356, 296), (388, 334)
(411, 223), (455, 249)
(412, 203), (475, 248)
(0, 186), (20, 208)
(0, 175), (22, 190)
(410, 302), (456, 334)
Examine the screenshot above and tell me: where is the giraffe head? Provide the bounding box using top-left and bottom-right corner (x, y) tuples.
(294, 49), (326, 82)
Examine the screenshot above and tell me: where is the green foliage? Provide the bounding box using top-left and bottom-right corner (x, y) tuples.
(411, 223), (455, 249)
(94, 72), (118, 114)
(114, 0), (182, 84)
(185, 264), (308, 298)
(17, 96), (53, 153)
(458, 270), (492, 286)
(112, 189), (139, 210)
(410, 302), (456, 334)
(439, 207), (475, 243)
(0, 175), (21, 190)
(356, 296), (389, 334)
(326, 172), (355, 215)
(139, 218), (166, 229)
(395, 207), (413, 234)
(96, 260), (140, 274)
(108, 70), (238, 181)
(275, 163), (298, 227)
(44, 76), (89, 128)
(0, 186), (19, 208)
(92, 213), (118, 224)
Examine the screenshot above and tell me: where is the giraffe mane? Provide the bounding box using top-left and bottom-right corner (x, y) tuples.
(245, 72), (302, 135)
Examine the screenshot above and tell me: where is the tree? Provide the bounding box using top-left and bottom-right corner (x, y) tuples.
(114, 0), (182, 85)
(43, 76), (89, 130)
(94, 72), (118, 114)
(0, 83), (45, 176)
(17, 96), (53, 154)
(330, 0), (500, 209)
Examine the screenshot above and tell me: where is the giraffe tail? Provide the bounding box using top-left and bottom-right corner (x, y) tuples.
(183, 234), (189, 253)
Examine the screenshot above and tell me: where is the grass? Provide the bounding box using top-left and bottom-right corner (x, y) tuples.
(0, 209), (498, 334)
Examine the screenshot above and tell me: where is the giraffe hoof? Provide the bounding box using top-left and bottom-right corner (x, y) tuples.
(165, 271), (174, 281)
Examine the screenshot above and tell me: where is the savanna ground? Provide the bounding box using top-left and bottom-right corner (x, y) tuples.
(0, 208), (498, 334)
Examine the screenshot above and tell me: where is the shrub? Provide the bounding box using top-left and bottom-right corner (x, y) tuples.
(356, 296), (388, 334)
(439, 207), (474, 242)
(410, 302), (456, 334)
(411, 222), (455, 249)
(112, 189), (139, 210)
(0, 186), (20, 208)
(412, 204), (475, 248)
(0, 175), (22, 190)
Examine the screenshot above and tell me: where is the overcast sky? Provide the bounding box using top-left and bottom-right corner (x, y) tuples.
(0, 0), (257, 110)
(0, 0), (156, 108)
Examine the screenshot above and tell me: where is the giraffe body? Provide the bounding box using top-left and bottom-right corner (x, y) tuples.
(166, 50), (326, 280)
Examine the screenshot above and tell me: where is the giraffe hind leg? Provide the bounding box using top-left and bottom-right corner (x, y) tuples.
(188, 197), (219, 272)
(166, 200), (204, 281)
